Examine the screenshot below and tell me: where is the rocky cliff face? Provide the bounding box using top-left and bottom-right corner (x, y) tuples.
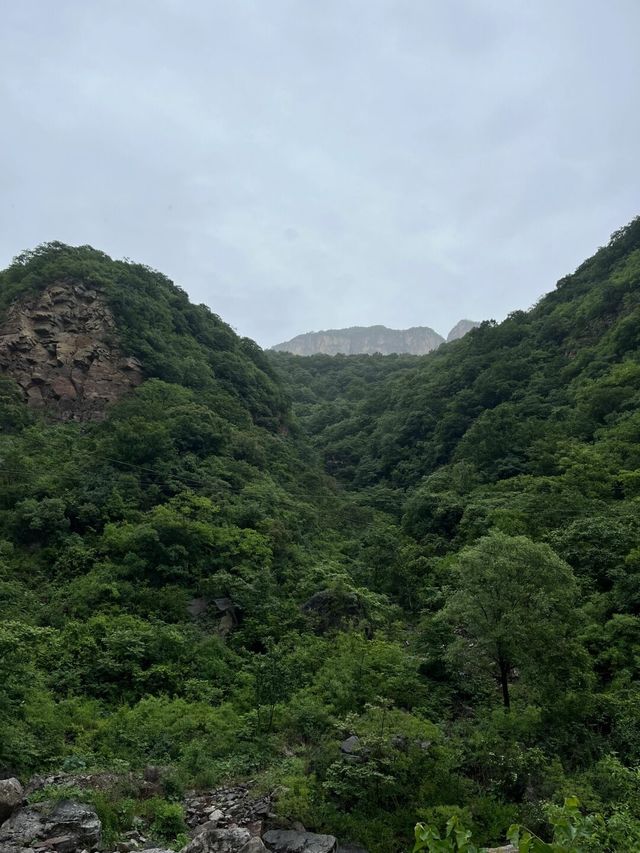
(446, 318), (480, 342)
(272, 325), (445, 356)
(0, 279), (143, 420)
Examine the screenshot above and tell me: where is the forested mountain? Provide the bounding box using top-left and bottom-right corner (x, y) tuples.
(1, 222), (640, 853)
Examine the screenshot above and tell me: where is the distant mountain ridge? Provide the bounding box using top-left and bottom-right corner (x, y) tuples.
(272, 320), (479, 356)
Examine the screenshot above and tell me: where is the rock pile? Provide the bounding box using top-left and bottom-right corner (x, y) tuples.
(0, 776), (366, 853)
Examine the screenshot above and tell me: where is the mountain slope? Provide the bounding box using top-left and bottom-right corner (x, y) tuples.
(0, 242), (288, 429)
(2, 223), (640, 852)
(273, 217), (640, 491)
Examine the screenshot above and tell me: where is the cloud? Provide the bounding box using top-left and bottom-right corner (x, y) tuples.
(1, 0), (638, 346)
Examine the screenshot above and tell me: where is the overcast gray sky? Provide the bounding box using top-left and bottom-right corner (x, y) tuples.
(1, 1), (638, 347)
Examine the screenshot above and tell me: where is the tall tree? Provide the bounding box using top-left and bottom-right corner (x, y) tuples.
(442, 531), (580, 709)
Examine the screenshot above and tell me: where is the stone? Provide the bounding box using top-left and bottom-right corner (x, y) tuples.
(0, 281), (143, 422)
(0, 800), (101, 850)
(238, 840), (268, 853)
(192, 820), (219, 837)
(181, 826), (251, 853)
(136, 849), (173, 853)
(262, 830), (338, 853)
(131, 849), (173, 853)
(116, 840), (140, 852)
(245, 821), (263, 837)
(33, 835), (76, 852)
(0, 777), (24, 823)
(339, 736), (359, 755)
(50, 376), (77, 399)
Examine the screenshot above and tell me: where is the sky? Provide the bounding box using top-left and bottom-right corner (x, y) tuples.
(1, 1), (639, 347)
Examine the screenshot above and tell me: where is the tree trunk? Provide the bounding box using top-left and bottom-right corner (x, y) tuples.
(499, 659), (511, 711)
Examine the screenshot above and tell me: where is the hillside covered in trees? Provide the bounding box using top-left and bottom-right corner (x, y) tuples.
(1, 220), (640, 852)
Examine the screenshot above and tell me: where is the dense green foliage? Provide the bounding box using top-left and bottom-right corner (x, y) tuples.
(1, 221), (640, 850)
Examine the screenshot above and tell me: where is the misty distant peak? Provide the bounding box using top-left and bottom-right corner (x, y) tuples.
(272, 324), (443, 356)
(446, 319), (480, 342)
(272, 321), (476, 356)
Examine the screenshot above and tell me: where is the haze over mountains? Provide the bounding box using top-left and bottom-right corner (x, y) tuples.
(272, 319), (479, 356)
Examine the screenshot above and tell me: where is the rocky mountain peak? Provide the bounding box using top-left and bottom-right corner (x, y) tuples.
(272, 320), (480, 356)
(272, 324), (445, 356)
(0, 279), (143, 420)
(446, 318), (480, 341)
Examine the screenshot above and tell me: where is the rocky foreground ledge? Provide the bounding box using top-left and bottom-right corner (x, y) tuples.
(0, 777), (368, 853)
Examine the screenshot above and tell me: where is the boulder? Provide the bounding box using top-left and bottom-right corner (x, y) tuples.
(181, 826), (251, 853)
(132, 849), (174, 853)
(0, 800), (101, 850)
(239, 840), (268, 853)
(339, 736), (359, 755)
(192, 819), (224, 838)
(0, 777), (24, 823)
(263, 830), (338, 853)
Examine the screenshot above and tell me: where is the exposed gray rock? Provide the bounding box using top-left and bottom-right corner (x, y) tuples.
(339, 736), (359, 755)
(192, 820), (220, 837)
(0, 799), (101, 850)
(128, 849), (173, 853)
(0, 846), (32, 853)
(446, 319), (480, 342)
(238, 840), (268, 853)
(184, 785), (271, 833)
(0, 777), (24, 822)
(181, 826), (251, 853)
(132, 849), (174, 853)
(272, 325), (444, 356)
(263, 829), (337, 853)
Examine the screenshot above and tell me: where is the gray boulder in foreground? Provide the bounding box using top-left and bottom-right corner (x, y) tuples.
(238, 839), (268, 852)
(0, 799), (101, 850)
(263, 829), (337, 853)
(181, 826), (251, 852)
(0, 777), (24, 823)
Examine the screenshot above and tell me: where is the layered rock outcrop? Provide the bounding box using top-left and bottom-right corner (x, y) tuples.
(272, 325), (444, 356)
(0, 280), (143, 420)
(272, 320), (480, 356)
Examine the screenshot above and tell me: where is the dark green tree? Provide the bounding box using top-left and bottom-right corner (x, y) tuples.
(442, 532), (581, 709)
